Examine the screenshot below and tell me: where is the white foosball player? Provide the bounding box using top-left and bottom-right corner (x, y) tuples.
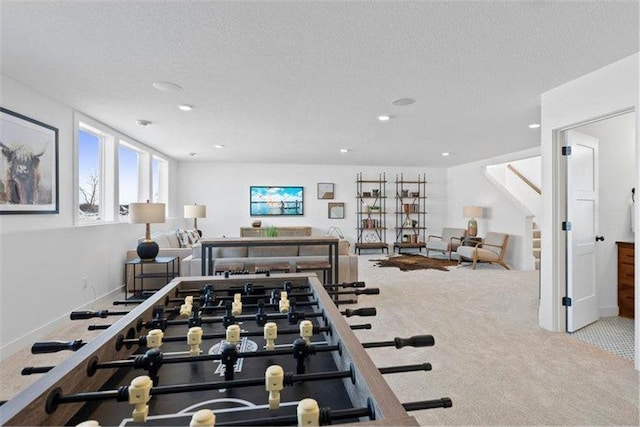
(279, 291), (290, 313)
(146, 329), (164, 349)
(231, 293), (242, 315)
(187, 326), (203, 356)
(297, 398), (320, 426)
(264, 322), (277, 350)
(128, 375), (152, 423)
(299, 320), (313, 344)
(76, 421), (100, 427)
(180, 296), (194, 318)
(226, 324), (241, 347)
(189, 409), (216, 426)
(265, 364), (284, 410)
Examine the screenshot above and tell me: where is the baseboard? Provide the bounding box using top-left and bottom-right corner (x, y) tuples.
(599, 306), (619, 317)
(0, 286), (124, 362)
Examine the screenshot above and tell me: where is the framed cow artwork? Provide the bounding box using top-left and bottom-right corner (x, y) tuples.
(0, 107), (59, 214)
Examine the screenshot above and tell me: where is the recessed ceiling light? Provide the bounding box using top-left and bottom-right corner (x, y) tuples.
(391, 98), (416, 106)
(441, 152), (450, 157)
(178, 104), (193, 111)
(378, 115), (391, 122)
(528, 123), (541, 129)
(136, 119), (151, 127)
(340, 148), (350, 153)
(213, 144), (225, 149)
(152, 81), (182, 92)
(188, 152), (197, 157)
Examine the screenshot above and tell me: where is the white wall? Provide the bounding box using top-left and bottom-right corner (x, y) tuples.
(177, 163), (448, 246)
(572, 113), (635, 316)
(0, 75), (181, 359)
(540, 53), (639, 369)
(447, 147), (541, 270)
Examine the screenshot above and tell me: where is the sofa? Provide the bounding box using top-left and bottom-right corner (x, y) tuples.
(181, 238), (358, 283)
(125, 229), (199, 292)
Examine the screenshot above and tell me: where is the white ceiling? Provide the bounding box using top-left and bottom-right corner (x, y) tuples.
(1, 1), (638, 167)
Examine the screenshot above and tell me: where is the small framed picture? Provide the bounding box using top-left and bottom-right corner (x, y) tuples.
(328, 202), (345, 219)
(317, 182), (334, 199)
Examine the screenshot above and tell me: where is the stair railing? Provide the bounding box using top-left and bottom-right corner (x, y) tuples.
(507, 164), (541, 195)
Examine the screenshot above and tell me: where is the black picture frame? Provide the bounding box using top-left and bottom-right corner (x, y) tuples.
(250, 185), (304, 216)
(328, 202), (345, 219)
(0, 107), (59, 214)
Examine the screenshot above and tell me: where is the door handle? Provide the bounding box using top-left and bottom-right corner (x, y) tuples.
(595, 236), (605, 242)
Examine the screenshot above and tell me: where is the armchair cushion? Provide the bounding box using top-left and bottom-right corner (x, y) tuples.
(425, 227), (467, 259)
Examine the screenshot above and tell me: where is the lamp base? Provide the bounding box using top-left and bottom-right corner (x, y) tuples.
(467, 219), (478, 237)
(137, 240), (159, 261)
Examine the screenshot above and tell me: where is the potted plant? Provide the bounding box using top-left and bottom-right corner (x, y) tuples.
(266, 226), (279, 237)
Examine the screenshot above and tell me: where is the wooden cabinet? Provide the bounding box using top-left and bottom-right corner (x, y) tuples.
(355, 172), (388, 254)
(240, 226), (312, 237)
(616, 241), (635, 318)
(393, 173), (427, 253)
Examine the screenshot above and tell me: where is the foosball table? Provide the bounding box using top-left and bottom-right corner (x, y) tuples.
(1, 273), (451, 426)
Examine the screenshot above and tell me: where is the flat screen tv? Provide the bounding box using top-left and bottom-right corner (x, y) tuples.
(250, 186), (304, 216)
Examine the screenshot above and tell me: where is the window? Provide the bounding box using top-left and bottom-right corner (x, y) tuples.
(118, 142), (140, 218)
(78, 129), (102, 222)
(76, 117), (170, 225)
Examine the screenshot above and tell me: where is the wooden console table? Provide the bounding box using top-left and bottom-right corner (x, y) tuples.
(201, 236), (339, 283)
(240, 226), (312, 237)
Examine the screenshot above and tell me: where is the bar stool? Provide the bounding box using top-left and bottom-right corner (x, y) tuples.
(295, 261), (332, 283)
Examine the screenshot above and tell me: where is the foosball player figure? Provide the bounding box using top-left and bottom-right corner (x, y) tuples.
(264, 322), (277, 350)
(76, 421), (100, 427)
(128, 375), (152, 423)
(187, 326), (203, 356)
(146, 329), (164, 349)
(299, 320), (313, 344)
(231, 293), (242, 315)
(190, 409), (216, 427)
(279, 291), (290, 313)
(297, 398), (320, 426)
(226, 324), (241, 347)
(265, 364), (285, 410)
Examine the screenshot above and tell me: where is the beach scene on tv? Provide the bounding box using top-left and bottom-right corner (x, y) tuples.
(250, 186), (304, 216)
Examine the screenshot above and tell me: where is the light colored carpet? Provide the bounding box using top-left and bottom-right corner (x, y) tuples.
(350, 254), (639, 426)
(1, 256), (638, 426)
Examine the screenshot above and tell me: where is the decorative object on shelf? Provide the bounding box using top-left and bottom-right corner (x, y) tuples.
(400, 189), (409, 198)
(265, 225), (279, 237)
(317, 182), (334, 199)
(372, 189), (380, 197)
(250, 185), (303, 216)
(129, 200), (166, 261)
(328, 202), (345, 219)
(184, 203), (206, 236)
(251, 220), (262, 228)
(0, 107), (59, 214)
(463, 206), (483, 237)
(362, 191), (372, 197)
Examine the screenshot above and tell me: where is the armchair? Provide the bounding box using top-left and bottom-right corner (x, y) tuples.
(456, 232), (510, 270)
(425, 227), (467, 260)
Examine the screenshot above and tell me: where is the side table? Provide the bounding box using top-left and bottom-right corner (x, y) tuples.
(125, 256), (178, 297)
(461, 236), (483, 247)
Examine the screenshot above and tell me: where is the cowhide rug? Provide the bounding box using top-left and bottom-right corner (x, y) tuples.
(371, 254), (458, 272)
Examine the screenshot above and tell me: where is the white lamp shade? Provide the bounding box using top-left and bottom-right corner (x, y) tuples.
(129, 202), (166, 224)
(184, 204), (206, 218)
(463, 206), (483, 219)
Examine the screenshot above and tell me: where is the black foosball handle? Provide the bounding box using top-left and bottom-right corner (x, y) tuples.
(70, 310), (129, 320)
(403, 397), (453, 411)
(379, 362), (432, 374)
(31, 340), (85, 354)
(22, 366), (54, 375)
(87, 324), (110, 331)
(341, 307), (376, 317)
(349, 323), (372, 330)
(325, 281), (366, 288)
(394, 334), (435, 348)
(356, 288), (380, 295)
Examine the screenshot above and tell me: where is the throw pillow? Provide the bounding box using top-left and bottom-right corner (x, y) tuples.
(176, 229), (195, 248)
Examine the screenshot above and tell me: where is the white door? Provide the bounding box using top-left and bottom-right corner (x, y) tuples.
(566, 130), (600, 332)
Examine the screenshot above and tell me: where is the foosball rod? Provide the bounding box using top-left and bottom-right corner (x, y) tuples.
(215, 398), (452, 427)
(85, 321), (373, 333)
(46, 362), (432, 408)
(174, 280), (366, 296)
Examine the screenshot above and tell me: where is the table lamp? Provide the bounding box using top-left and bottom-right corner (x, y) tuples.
(129, 201), (166, 261)
(463, 206), (483, 237)
(184, 203), (207, 236)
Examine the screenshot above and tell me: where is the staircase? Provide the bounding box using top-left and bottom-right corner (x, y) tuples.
(532, 223), (541, 270)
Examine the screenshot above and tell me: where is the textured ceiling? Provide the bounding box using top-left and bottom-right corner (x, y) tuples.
(1, 1), (638, 167)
